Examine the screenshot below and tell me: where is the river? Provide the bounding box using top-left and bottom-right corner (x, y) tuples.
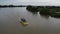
(0, 7), (60, 34)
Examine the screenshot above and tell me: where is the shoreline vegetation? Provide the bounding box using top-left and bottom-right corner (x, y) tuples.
(26, 5), (60, 18)
(0, 5), (27, 7)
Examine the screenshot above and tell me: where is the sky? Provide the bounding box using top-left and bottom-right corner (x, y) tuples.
(0, 0), (60, 6)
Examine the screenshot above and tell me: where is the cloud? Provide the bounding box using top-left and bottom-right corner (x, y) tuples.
(0, 0), (60, 6)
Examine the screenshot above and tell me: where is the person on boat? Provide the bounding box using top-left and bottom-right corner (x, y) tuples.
(21, 18), (26, 22)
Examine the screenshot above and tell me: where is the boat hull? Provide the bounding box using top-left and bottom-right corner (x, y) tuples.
(20, 21), (28, 26)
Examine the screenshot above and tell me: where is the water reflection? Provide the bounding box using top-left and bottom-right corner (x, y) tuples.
(27, 10), (60, 18)
(40, 14), (49, 19)
(26, 10), (38, 16)
(27, 10), (49, 19)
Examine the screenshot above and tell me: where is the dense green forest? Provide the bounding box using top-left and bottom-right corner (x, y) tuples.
(26, 5), (60, 18)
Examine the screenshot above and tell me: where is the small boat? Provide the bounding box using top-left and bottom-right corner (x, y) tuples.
(20, 21), (28, 26)
(20, 18), (28, 26)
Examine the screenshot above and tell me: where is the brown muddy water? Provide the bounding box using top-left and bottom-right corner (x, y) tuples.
(0, 7), (60, 34)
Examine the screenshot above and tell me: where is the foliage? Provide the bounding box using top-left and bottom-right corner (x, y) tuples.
(26, 5), (60, 18)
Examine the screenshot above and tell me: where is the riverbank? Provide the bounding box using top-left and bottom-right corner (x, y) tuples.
(26, 5), (60, 18)
(0, 5), (27, 7)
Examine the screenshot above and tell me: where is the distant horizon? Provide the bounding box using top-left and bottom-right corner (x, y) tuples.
(0, 4), (60, 6)
(0, 5), (60, 6)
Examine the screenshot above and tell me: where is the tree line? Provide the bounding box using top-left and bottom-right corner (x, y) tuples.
(0, 5), (27, 7)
